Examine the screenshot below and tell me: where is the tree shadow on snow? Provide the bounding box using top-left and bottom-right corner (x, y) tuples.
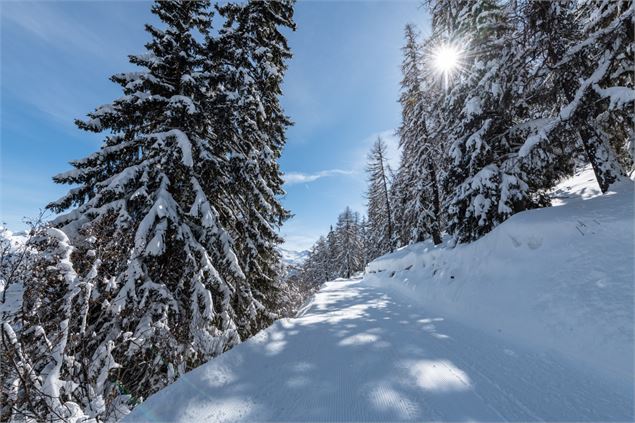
(131, 279), (634, 423)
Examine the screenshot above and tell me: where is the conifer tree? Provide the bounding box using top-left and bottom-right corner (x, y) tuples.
(561, 0), (633, 188)
(429, 0), (537, 243)
(35, 1), (291, 417)
(395, 24), (445, 246)
(358, 216), (371, 268)
(325, 226), (338, 280)
(351, 211), (366, 271)
(390, 171), (409, 248)
(393, 24), (423, 247)
(333, 208), (363, 278)
(213, 0), (296, 333)
(366, 137), (395, 258)
(506, 0), (580, 194)
(301, 236), (330, 285)
(299, 208), (367, 284)
(517, 0), (633, 192)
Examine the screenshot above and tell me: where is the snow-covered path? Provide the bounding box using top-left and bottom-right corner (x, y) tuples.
(126, 277), (633, 422)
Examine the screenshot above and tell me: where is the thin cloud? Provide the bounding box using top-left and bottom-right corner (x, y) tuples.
(1, 2), (140, 130)
(284, 169), (355, 185)
(1, 2), (130, 61)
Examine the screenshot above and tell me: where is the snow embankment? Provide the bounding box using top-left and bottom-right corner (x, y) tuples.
(366, 168), (634, 385)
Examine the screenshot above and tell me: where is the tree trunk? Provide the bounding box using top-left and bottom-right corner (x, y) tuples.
(377, 145), (394, 252)
(428, 162), (443, 245)
(578, 127), (625, 193)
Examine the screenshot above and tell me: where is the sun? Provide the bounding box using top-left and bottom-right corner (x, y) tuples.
(433, 44), (461, 73)
(429, 42), (464, 89)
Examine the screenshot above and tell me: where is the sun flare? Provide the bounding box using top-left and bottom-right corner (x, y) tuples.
(429, 42), (464, 89)
(432, 44), (461, 73)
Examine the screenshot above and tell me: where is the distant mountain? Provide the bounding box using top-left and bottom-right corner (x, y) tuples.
(279, 248), (310, 267)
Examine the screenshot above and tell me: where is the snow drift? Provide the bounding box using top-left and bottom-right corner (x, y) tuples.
(366, 167), (634, 385)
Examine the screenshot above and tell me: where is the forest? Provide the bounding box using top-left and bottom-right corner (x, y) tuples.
(298, 0), (633, 286)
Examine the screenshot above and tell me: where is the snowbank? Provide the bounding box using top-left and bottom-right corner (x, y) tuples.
(366, 168), (634, 384)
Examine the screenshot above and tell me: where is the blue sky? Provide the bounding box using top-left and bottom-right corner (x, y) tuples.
(0, 0), (429, 251)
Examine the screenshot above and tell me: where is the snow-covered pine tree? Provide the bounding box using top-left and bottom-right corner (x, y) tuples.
(300, 236), (331, 286)
(358, 216), (371, 268)
(297, 209), (370, 284)
(212, 0), (296, 334)
(352, 211), (367, 271)
(395, 24), (444, 246)
(517, 0), (633, 192)
(430, 0), (536, 244)
(455, 0), (561, 210)
(389, 171), (408, 249)
(562, 0), (633, 188)
(41, 1), (270, 418)
(365, 137), (395, 259)
(393, 24), (422, 248)
(325, 226), (338, 281)
(333, 207), (363, 278)
(315, 236), (332, 283)
(504, 0), (581, 195)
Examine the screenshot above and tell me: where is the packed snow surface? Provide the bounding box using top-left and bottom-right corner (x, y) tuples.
(125, 169), (633, 422)
(366, 167), (634, 384)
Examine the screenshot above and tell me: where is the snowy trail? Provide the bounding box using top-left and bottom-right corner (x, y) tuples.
(126, 277), (633, 422)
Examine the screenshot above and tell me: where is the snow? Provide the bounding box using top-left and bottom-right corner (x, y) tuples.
(148, 129), (194, 167)
(592, 85), (635, 109)
(518, 51), (626, 159)
(168, 95), (197, 114)
(125, 280), (633, 422)
(549, 165), (604, 205)
(462, 96), (482, 116)
(0, 228), (29, 317)
(366, 168), (634, 385)
(124, 169), (634, 422)
(559, 53), (610, 121)
(517, 118), (558, 158)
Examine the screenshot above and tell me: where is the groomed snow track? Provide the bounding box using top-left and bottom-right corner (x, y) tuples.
(125, 277), (633, 422)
